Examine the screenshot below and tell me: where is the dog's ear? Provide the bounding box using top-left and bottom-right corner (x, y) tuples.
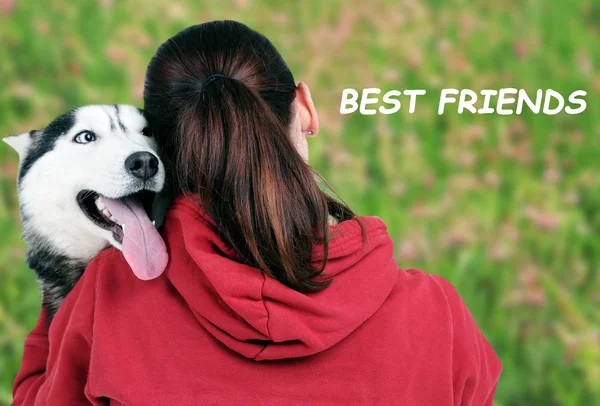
(3, 130), (39, 159)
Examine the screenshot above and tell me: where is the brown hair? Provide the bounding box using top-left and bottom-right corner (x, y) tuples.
(144, 21), (358, 293)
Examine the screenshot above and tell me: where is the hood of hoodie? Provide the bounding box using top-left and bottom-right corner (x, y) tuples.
(163, 195), (399, 361)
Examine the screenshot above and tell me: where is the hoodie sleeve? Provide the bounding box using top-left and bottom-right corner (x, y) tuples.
(12, 258), (103, 405)
(11, 306), (50, 405)
(433, 276), (502, 406)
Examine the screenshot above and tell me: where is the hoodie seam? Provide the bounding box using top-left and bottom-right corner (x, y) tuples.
(429, 275), (455, 389)
(253, 273), (272, 360)
(84, 253), (101, 400)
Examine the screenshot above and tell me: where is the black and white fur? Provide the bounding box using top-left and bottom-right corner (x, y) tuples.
(4, 105), (166, 318)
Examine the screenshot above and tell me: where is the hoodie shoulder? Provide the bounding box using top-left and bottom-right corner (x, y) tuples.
(392, 268), (454, 313)
(390, 269), (486, 336)
(82, 246), (156, 308)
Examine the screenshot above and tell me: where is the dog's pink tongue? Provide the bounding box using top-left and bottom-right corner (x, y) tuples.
(103, 196), (168, 280)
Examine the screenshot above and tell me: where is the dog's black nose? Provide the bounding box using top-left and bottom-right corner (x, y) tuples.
(125, 152), (159, 180)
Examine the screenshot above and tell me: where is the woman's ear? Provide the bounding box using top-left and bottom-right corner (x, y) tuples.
(295, 82), (319, 137)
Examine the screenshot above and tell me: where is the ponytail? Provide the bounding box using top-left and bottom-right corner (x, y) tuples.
(144, 21), (359, 293)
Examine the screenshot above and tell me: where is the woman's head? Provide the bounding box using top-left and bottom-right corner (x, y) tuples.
(144, 21), (357, 292)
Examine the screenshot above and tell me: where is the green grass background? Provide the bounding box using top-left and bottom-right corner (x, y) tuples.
(1, 0), (599, 404)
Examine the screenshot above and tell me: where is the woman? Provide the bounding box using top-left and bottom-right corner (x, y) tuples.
(13, 21), (501, 405)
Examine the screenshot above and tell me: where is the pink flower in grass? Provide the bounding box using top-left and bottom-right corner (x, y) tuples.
(0, 0), (14, 15)
(524, 207), (561, 231)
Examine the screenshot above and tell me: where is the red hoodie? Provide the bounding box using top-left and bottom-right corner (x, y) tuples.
(13, 195), (501, 405)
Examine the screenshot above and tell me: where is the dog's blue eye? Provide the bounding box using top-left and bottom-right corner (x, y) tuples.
(73, 131), (96, 144)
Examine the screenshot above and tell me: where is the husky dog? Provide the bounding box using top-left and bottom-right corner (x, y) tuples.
(4, 105), (168, 318)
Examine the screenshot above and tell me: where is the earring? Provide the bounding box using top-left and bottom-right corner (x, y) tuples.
(304, 130), (313, 135)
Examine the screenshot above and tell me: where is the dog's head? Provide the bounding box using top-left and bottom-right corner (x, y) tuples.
(4, 105), (166, 262)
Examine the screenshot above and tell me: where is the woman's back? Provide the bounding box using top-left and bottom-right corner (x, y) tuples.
(14, 195), (500, 405)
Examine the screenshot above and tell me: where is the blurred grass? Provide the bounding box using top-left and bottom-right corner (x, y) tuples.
(0, 0), (599, 404)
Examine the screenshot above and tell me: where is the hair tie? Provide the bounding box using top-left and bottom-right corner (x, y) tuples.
(204, 74), (226, 86)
